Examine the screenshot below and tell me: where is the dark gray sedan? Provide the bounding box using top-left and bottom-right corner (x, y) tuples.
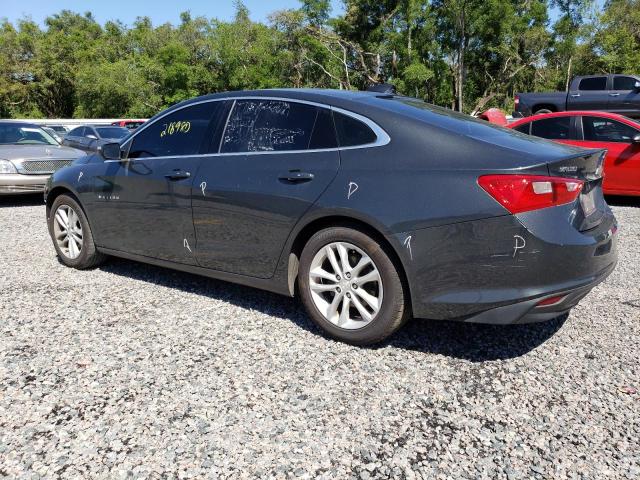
(62, 125), (130, 152)
(44, 89), (618, 345)
(0, 121), (84, 195)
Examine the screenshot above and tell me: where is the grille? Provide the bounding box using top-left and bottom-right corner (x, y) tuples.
(20, 159), (74, 175)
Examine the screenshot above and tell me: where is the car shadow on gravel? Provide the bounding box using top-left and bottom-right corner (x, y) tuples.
(99, 257), (566, 362)
(0, 194), (44, 208)
(605, 195), (640, 208)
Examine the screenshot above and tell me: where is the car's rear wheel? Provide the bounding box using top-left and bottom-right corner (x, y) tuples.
(298, 227), (408, 345)
(49, 194), (106, 269)
(534, 108), (553, 115)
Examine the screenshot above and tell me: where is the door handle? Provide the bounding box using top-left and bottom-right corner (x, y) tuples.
(278, 171), (314, 183)
(570, 93), (581, 98)
(609, 93), (620, 97)
(164, 170), (191, 180)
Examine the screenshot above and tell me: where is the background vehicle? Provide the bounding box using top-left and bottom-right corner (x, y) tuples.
(510, 111), (640, 196)
(62, 125), (130, 152)
(515, 74), (640, 117)
(44, 124), (70, 138)
(111, 119), (145, 130)
(45, 90), (617, 345)
(0, 121), (84, 195)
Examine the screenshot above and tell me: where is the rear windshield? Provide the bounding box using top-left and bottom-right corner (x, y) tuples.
(96, 127), (130, 139)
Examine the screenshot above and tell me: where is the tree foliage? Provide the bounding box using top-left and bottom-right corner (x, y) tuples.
(0, 0), (635, 118)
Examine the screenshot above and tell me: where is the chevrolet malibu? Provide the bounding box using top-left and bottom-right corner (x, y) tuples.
(44, 89), (618, 345)
(0, 121), (84, 195)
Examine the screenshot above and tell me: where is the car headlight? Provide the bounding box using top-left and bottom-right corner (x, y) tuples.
(0, 159), (18, 174)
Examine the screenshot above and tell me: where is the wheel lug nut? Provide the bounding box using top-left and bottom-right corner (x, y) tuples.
(346, 292), (351, 298)
(336, 275), (341, 281)
(336, 287), (341, 293)
(346, 272), (351, 279)
(352, 284), (358, 289)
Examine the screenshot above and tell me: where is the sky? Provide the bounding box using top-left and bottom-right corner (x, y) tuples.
(1, 0), (345, 26)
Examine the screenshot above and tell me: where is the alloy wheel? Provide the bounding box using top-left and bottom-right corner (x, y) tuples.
(308, 241), (383, 330)
(53, 205), (84, 260)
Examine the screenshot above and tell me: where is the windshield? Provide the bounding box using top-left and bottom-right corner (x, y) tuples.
(96, 127), (130, 139)
(0, 125), (59, 146)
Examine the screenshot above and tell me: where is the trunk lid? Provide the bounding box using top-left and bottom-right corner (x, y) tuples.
(546, 149), (607, 231)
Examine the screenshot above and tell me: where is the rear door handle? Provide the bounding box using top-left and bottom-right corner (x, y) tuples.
(278, 171), (314, 183)
(164, 170), (191, 180)
(609, 93), (620, 97)
(570, 93), (581, 98)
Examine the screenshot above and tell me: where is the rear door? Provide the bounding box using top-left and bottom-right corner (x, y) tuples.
(63, 126), (85, 149)
(192, 99), (340, 278)
(91, 101), (223, 264)
(529, 115), (578, 146)
(607, 76), (640, 116)
(578, 115), (640, 194)
(567, 76), (609, 111)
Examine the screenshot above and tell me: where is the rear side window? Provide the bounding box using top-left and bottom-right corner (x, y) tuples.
(220, 100), (322, 153)
(128, 102), (218, 158)
(579, 77), (607, 91)
(309, 108), (338, 149)
(512, 123), (531, 134)
(613, 76), (638, 90)
(68, 127), (84, 137)
(582, 116), (639, 143)
(333, 111), (377, 147)
(531, 117), (572, 140)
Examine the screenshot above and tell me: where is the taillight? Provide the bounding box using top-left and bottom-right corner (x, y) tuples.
(514, 95), (520, 106)
(478, 175), (584, 214)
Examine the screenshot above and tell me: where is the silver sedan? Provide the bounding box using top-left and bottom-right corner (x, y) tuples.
(0, 121), (85, 195)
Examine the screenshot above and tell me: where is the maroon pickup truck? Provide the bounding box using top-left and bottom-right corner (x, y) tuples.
(515, 74), (640, 118)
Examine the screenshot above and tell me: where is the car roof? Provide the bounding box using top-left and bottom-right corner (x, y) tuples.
(509, 110), (640, 128)
(0, 120), (43, 129)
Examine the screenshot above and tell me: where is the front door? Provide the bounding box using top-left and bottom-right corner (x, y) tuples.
(192, 99), (341, 278)
(608, 76), (640, 116)
(90, 101), (224, 264)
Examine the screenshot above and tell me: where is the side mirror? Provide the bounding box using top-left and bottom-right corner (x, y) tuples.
(87, 134), (97, 140)
(635, 81), (640, 90)
(98, 142), (122, 160)
(633, 134), (640, 144)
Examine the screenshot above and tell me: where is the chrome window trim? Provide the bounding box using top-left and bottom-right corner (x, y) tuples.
(118, 95), (390, 161)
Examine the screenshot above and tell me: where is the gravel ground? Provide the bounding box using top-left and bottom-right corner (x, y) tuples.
(0, 195), (638, 480)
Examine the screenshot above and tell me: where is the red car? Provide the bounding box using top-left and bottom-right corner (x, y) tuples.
(509, 111), (640, 196)
(111, 119), (146, 130)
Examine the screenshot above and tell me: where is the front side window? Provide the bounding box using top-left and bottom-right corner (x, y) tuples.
(220, 100), (319, 153)
(531, 117), (572, 140)
(128, 102), (218, 159)
(579, 77), (607, 91)
(582, 116), (639, 143)
(613, 76), (638, 91)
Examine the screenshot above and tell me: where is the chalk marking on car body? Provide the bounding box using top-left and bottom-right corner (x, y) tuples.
(347, 181), (359, 199)
(403, 235), (413, 260)
(513, 235), (526, 258)
(78, 171), (83, 182)
(184, 238), (192, 253)
(200, 181), (207, 196)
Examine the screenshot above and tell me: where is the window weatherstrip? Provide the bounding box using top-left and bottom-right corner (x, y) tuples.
(120, 95), (391, 160)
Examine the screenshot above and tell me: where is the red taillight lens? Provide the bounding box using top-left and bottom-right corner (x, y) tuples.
(536, 295), (567, 307)
(478, 175), (584, 214)
(514, 95), (520, 106)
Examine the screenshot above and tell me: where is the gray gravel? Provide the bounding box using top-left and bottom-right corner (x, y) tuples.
(1, 195), (639, 479)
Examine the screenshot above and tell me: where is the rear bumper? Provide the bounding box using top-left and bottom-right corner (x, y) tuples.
(460, 261), (615, 324)
(0, 174), (50, 195)
(394, 204), (618, 323)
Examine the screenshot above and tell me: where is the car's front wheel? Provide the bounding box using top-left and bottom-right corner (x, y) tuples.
(48, 194), (106, 269)
(298, 227), (408, 345)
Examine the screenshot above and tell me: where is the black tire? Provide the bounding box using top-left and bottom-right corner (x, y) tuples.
(298, 226), (408, 345)
(48, 194), (107, 269)
(534, 108), (553, 115)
